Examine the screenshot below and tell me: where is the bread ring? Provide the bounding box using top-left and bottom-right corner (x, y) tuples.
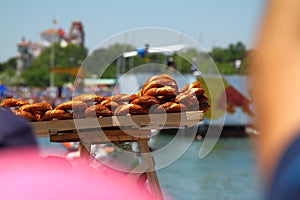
(153, 95), (174, 104)
(199, 102), (210, 111)
(41, 109), (66, 121)
(129, 94), (139, 103)
(179, 81), (201, 93)
(55, 101), (88, 111)
(0, 98), (28, 108)
(72, 94), (105, 103)
(145, 74), (175, 84)
(175, 92), (195, 101)
(191, 81), (201, 88)
(178, 84), (189, 93)
(197, 94), (209, 102)
(99, 98), (111, 104)
(55, 112), (74, 120)
(13, 110), (37, 121)
(113, 104), (132, 116)
(142, 74), (176, 94)
(100, 100), (119, 111)
(185, 88), (205, 97)
(114, 104), (148, 116)
(144, 86), (177, 98)
(186, 101), (210, 112)
(30, 110), (46, 121)
(142, 79), (178, 95)
(85, 104), (112, 118)
(137, 88), (143, 97)
(131, 96), (160, 108)
(156, 102), (187, 113)
(110, 94), (132, 103)
(175, 93), (198, 107)
(19, 102), (52, 113)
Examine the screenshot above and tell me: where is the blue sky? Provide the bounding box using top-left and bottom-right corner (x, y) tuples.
(0, 0), (265, 62)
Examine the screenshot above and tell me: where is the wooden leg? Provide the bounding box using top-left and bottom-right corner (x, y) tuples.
(79, 141), (91, 161)
(138, 138), (164, 200)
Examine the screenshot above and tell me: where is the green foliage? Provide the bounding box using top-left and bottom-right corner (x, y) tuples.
(210, 41), (246, 63)
(85, 41), (249, 78)
(0, 57), (15, 70)
(0, 72), (25, 86)
(214, 62), (236, 74)
(83, 43), (134, 78)
(21, 43), (87, 87)
(0, 57), (26, 86)
(0, 57), (17, 74)
(21, 62), (50, 87)
(210, 41), (247, 74)
(0, 41), (250, 87)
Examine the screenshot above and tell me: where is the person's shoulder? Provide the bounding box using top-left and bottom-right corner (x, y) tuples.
(0, 107), (36, 148)
(0, 107), (28, 125)
(266, 134), (300, 200)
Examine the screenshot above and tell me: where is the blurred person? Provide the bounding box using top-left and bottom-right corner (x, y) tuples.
(0, 107), (70, 162)
(234, 59), (242, 73)
(0, 107), (37, 149)
(190, 57), (198, 74)
(0, 80), (12, 99)
(166, 57), (175, 71)
(190, 57), (202, 77)
(252, 0), (300, 199)
(0, 148), (152, 200)
(0, 108), (152, 200)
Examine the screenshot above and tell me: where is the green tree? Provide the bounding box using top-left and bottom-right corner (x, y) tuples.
(209, 41), (247, 74)
(210, 41), (246, 63)
(228, 41), (246, 61)
(0, 57), (17, 75)
(21, 43), (87, 87)
(82, 43), (135, 78)
(0, 57), (26, 86)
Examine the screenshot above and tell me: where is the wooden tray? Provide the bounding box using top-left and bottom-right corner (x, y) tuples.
(30, 111), (204, 137)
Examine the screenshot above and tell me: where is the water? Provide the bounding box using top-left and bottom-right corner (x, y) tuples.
(155, 135), (261, 200)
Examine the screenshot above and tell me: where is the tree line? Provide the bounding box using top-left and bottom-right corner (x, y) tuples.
(0, 41), (250, 87)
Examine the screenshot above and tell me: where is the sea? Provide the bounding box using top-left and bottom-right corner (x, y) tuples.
(37, 134), (261, 200)
(156, 135), (261, 200)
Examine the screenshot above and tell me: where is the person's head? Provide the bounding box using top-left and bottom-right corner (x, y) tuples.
(0, 108), (37, 150)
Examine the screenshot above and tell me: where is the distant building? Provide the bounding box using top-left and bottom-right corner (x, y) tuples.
(16, 38), (32, 75)
(16, 21), (85, 74)
(67, 21), (84, 46)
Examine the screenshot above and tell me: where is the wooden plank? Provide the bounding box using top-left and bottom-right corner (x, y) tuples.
(31, 111), (203, 137)
(50, 129), (152, 143)
(31, 119), (76, 137)
(50, 132), (79, 142)
(31, 117), (113, 137)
